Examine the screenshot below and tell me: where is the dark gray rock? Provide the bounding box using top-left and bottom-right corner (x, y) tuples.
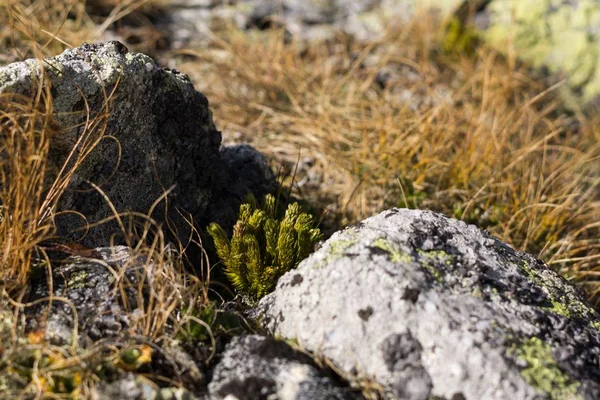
(0, 42), (276, 247)
(0, 41), (224, 247)
(207, 144), (277, 234)
(26, 246), (145, 346)
(208, 334), (359, 400)
(254, 208), (600, 399)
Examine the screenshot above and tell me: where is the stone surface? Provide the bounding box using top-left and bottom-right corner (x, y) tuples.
(156, 0), (462, 48)
(26, 246), (146, 346)
(0, 42), (224, 247)
(208, 334), (358, 400)
(95, 373), (202, 400)
(0, 42), (275, 246)
(254, 208), (600, 399)
(207, 144), (277, 236)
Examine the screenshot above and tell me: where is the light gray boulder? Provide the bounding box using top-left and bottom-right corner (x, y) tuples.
(95, 373), (202, 400)
(254, 208), (600, 399)
(208, 334), (358, 400)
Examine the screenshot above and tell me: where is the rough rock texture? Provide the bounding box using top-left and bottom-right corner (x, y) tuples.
(255, 208), (600, 400)
(26, 246), (146, 346)
(208, 334), (358, 400)
(206, 144), (278, 236)
(0, 42), (276, 246)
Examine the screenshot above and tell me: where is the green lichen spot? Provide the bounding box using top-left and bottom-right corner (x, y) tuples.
(372, 238), (412, 264)
(590, 320), (600, 331)
(518, 261), (597, 320)
(325, 237), (358, 259)
(510, 337), (581, 399)
(416, 249), (454, 284)
(471, 287), (484, 299)
(67, 270), (89, 289)
(312, 229), (359, 270)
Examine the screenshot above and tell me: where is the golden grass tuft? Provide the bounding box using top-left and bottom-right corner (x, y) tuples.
(176, 15), (600, 302)
(0, 87), (54, 289)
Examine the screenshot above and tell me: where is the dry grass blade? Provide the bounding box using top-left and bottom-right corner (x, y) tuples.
(0, 86), (54, 289)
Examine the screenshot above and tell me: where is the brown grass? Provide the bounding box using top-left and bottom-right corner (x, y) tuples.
(175, 16), (600, 301)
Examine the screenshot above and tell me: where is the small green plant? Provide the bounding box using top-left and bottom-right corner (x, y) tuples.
(208, 194), (322, 303)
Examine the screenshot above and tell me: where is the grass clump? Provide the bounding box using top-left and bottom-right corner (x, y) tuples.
(208, 194), (322, 303)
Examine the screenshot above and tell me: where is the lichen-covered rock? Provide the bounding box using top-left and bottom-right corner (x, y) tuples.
(208, 334), (358, 400)
(254, 208), (600, 399)
(460, 0), (600, 108)
(0, 41), (225, 247)
(26, 246), (146, 345)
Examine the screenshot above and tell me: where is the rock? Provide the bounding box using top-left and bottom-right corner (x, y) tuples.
(207, 144), (277, 235)
(254, 208), (600, 399)
(451, 0), (600, 109)
(0, 41), (224, 247)
(26, 246), (145, 346)
(95, 374), (160, 400)
(155, 0), (462, 47)
(95, 373), (202, 400)
(0, 42), (274, 246)
(208, 334), (358, 400)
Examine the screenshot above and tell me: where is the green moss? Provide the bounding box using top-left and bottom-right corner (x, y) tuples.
(590, 320), (600, 331)
(372, 238), (412, 264)
(443, 16), (480, 54)
(510, 337), (582, 399)
(208, 194), (322, 303)
(177, 302), (247, 343)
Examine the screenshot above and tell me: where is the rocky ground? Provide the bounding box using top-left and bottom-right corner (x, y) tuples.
(1, 1), (600, 399)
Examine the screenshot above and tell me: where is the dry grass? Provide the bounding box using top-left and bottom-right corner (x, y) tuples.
(0, 0), (165, 65)
(176, 16), (600, 301)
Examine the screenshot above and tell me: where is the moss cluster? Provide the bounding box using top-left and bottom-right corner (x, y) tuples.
(208, 194), (322, 303)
